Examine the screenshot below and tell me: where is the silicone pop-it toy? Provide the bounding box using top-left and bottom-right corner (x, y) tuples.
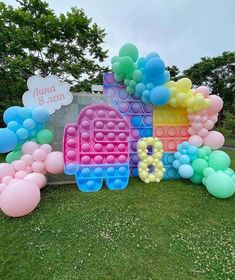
(103, 73), (153, 177)
(63, 104), (130, 192)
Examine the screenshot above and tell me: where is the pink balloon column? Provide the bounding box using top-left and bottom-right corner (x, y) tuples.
(188, 88), (224, 149)
(0, 142), (64, 217)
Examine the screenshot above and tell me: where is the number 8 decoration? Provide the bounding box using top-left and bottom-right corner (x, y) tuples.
(137, 137), (165, 183)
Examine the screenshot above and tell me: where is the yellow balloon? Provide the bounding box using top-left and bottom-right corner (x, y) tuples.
(176, 92), (186, 102)
(137, 140), (147, 150)
(177, 78), (192, 92)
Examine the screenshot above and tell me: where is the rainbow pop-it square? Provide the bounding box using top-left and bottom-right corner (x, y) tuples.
(103, 73), (153, 177)
(162, 152), (181, 180)
(63, 104), (130, 192)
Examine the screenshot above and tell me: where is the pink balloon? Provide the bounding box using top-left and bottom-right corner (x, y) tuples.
(32, 149), (47, 161)
(14, 170), (28, 179)
(196, 86), (210, 97)
(24, 173), (47, 189)
(0, 163), (15, 182)
(193, 115), (201, 123)
(21, 154), (34, 166)
(31, 161), (45, 173)
(198, 110), (207, 116)
(0, 183), (7, 193)
(2, 176), (14, 185)
(188, 127), (196, 135)
(188, 135), (203, 147)
(12, 160), (27, 171)
(40, 144), (52, 154)
(9, 179), (21, 185)
(26, 166), (32, 173)
(192, 122), (203, 131)
(198, 128), (209, 138)
(201, 116), (207, 123)
(0, 180), (40, 217)
(203, 131), (225, 149)
(204, 120), (214, 130)
(44, 152), (64, 174)
(22, 141), (39, 155)
(207, 95), (223, 115)
(209, 114), (218, 124)
(188, 114), (194, 121)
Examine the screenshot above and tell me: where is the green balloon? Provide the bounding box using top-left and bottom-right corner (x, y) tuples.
(119, 44), (139, 62)
(124, 79), (130, 86)
(6, 150), (22, 163)
(205, 172), (235, 199)
(203, 167), (215, 178)
(112, 62), (120, 73)
(208, 152), (230, 171)
(192, 158), (208, 174)
(126, 86), (134, 94)
(119, 56), (134, 74)
(129, 80), (136, 88)
(190, 172), (203, 184)
(209, 151), (231, 165)
(198, 148), (206, 158)
(132, 70), (142, 82)
(111, 56), (119, 63)
(202, 146), (212, 156)
(36, 129), (53, 144)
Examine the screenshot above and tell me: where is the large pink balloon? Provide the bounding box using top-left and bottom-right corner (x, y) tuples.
(14, 170), (28, 179)
(0, 163), (15, 182)
(0, 180), (40, 217)
(0, 183), (7, 193)
(22, 141), (39, 155)
(197, 86), (210, 97)
(24, 173), (47, 189)
(207, 95), (223, 115)
(12, 160), (27, 171)
(188, 135), (203, 147)
(203, 131), (225, 149)
(44, 152), (64, 174)
(2, 176), (13, 185)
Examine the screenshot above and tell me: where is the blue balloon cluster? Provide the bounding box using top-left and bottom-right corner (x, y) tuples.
(0, 106), (49, 153)
(111, 44), (171, 106)
(172, 141), (198, 179)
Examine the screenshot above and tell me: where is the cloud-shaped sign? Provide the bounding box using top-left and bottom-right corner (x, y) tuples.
(22, 75), (73, 114)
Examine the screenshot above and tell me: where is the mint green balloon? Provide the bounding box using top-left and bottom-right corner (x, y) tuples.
(205, 172), (235, 199)
(112, 62), (120, 73)
(36, 129), (53, 144)
(192, 158), (208, 174)
(209, 151), (230, 165)
(119, 56), (134, 74)
(190, 172), (203, 184)
(119, 44), (139, 62)
(198, 148), (206, 158)
(202, 146), (212, 156)
(132, 70), (142, 82)
(208, 152), (230, 171)
(6, 150), (22, 163)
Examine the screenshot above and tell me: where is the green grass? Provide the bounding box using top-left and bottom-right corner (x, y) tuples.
(225, 138), (235, 147)
(0, 150), (235, 280)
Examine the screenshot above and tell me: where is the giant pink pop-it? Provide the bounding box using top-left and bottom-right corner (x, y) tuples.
(103, 73), (153, 177)
(63, 104), (130, 192)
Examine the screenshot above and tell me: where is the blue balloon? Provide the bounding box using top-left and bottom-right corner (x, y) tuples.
(135, 83), (145, 96)
(178, 164), (194, 179)
(146, 52), (160, 60)
(146, 83), (154, 90)
(173, 160), (181, 169)
(18, 107), (32, 119)
(181, 141), (190, 149)
(23, 118), (36, 130)
(145, 58), (165, 78)
(137, 57), (146, 69)
(3, 106), (21, 124)
(179, 155), (190, 164)
(174, 151), (181, 159)
(32, 107), (49, 124)
(188, 145), (198, 155)
(150, 86), (170, 106)
(16, 128), (29, 140)
(0, 128), (17, 153)
(7, 121), (21, 132)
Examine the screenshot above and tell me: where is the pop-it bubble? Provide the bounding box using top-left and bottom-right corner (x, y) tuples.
(63, 104), (130, 192)
(103, 73), (153, 177)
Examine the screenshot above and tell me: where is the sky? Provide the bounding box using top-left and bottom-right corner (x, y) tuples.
(4, 0), (235, 71)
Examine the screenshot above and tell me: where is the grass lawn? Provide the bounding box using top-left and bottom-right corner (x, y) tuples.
(225, 137), (235, 147)
(0, 150), (234, 280)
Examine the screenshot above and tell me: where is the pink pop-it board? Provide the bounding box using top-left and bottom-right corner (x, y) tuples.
(63, 104), (130, 192)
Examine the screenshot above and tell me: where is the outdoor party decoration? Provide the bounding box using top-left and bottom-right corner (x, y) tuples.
(0, 106), (51, 155)
(63, 104), (130, 192)
(137, 137), (165, 183)
(103, 72), (153, 176)
(22, 75), (73, 114)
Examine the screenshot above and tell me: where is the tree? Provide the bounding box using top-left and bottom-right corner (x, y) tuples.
(166, 65), (180, 81)
(0, 0), (108, 124)
(183, 52), (235, 111)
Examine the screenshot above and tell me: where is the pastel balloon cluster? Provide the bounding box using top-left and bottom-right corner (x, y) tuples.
(0, 106), (52, 154)
(0, 142), (64, 217)
(188, 92), (224, 149)
(172, 141), (199, 179)
(166, 80), (211, 113)
(111, 44), (171, 106)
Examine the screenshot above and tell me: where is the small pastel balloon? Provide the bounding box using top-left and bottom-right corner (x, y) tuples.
(188, 127), (196, 135)
(203, 131), (224, 149)
(22, 141), (39, 154)
(24, 173), (47, 189)
(188, 135), (203, 147)
(40, 144), (52, 154)
(204, 120), (214, 130)
(36, 129), (53, 144)
(178, 164), (194, 179)
(2, 176), (14, 185)
(196, 86), (210, 97)
(44, 152), (64, 174)
(192, 158), (208, 174)
(0, 163), (15, 181)
(119, 43), (139, 62)
(3, 106), (21, 124)
(16, 128), (29, 140)
(14, 170), (28, 179)
(190, 173), (203, 184)
(0, 180), (40, 217)
(198, 128), (209, 138)
(207, 95), (223, 115)
(12, 160), (27, 171)
(23, 118), (36, 130)
(32, 107), (49, 124)
(0, 183), (7, 193)
(32, 149), (47, 161)
(21, 154), (34, 166)
(31, 161), (45, 173)
(150, 86), (170, 106)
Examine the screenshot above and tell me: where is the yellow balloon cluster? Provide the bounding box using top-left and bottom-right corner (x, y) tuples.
(137, 137), (165, 183)
(166, 78), (212, 113)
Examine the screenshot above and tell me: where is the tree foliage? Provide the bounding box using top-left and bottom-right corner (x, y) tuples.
(183, 52), (235, 110)
(0, 0), (108, 121)
(166, 65), (180, 81)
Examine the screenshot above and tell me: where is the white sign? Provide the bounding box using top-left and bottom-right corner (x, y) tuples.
(22, 75), (73, 114)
